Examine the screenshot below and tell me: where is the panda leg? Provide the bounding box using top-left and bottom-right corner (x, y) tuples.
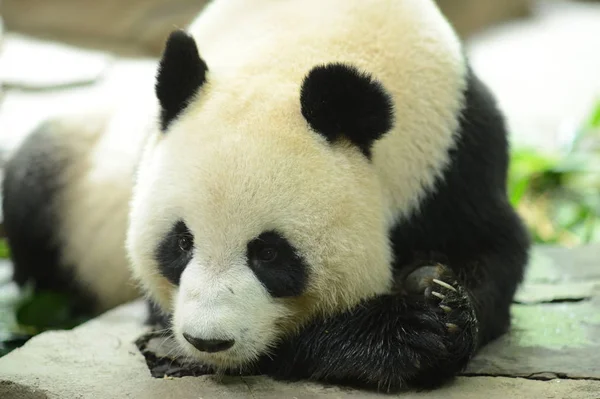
(261, 263), (482, 393)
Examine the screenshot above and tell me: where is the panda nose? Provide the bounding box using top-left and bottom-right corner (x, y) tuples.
(183, 333), (235, 353)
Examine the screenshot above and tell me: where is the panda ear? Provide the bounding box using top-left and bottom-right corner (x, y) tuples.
(155, 30), (208, 131)
(300, 63), (394, 157)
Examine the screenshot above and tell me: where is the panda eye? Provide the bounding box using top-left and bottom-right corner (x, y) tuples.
(258, 247), (278, 262)
(178, 235), (193, 252)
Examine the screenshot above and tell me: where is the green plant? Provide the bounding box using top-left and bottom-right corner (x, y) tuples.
(0, 240), (92, 357)
(508, 100), (600, 245)
(0, 239), (10, 259)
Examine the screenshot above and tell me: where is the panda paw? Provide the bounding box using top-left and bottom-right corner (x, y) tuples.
(404, 263), (478, 340)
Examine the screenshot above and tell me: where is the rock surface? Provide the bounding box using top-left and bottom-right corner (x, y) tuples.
(464, 245), (600, 381)
(1, 246), (600, 398)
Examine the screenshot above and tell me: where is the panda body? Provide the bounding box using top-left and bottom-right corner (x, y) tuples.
(2, 0), (530, 391)
(2, 70), (159, 312)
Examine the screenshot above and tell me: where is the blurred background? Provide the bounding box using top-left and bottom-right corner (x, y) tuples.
(0, 0), (599, 355)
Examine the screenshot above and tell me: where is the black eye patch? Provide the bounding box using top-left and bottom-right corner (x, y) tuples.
(155, 220), (194, 285)
(246, 231), (309, 298)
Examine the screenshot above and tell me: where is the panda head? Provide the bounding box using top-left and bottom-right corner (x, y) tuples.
(127, 30), (395, 369)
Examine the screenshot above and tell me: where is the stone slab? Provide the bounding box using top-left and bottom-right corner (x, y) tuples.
(465, 300), (600, 380)
(462, 245), (600, 381)
(530, 245), (600, 282)
(515, 244), (600, 304)
(1, 300), (600, 399)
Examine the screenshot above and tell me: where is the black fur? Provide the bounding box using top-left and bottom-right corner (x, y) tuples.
(300, 63), (394, 157)
(390, 69), (530, 348)
(156, 30), (208, 131)
(2, 122), (95, 313)
(246, 231), (309, 298)
(155, 220), (194, 285)
(253, 67), (530, 392)
(258, 268), (477, 392)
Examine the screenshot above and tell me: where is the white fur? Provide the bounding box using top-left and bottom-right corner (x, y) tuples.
(126, 0), (467, 368)
(173, 259), (290, 367)
(188, 0), (467, 224)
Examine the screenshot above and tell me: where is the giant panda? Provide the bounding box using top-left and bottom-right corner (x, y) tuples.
(2, 0), (530, 392)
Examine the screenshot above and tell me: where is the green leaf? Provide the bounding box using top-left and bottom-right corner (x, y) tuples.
(16, 291), (84, 332)
(509, 148), (560, 178)
(509, 176), (530, 207)
(0, 239), (11, 259)
(587, 100), (600, 129)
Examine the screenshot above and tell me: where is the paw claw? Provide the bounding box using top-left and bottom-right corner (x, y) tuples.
(432, 278), (457, 293)
(446, 323), (459, 333)
(431, 291), (446, 300)
(439, 305), (452, 313)
(401, 264), (476, 338)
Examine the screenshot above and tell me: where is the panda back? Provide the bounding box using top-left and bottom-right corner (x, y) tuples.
(2, 108), (145, 312)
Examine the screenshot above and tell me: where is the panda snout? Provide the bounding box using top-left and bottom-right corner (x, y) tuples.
(182, 333), (235, 353)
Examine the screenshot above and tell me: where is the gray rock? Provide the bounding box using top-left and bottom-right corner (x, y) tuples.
(465, 300), (600, 379)
(0, 381), (50, 399)
(531, 245), (600, 282)
(1, 300), (600, 398)
(515, 244), (600, 304)
(464, 245), (600, 381)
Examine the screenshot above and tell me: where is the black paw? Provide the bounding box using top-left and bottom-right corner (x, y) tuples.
(397, 264), (479, 388)
(404, 263), (479, 349)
